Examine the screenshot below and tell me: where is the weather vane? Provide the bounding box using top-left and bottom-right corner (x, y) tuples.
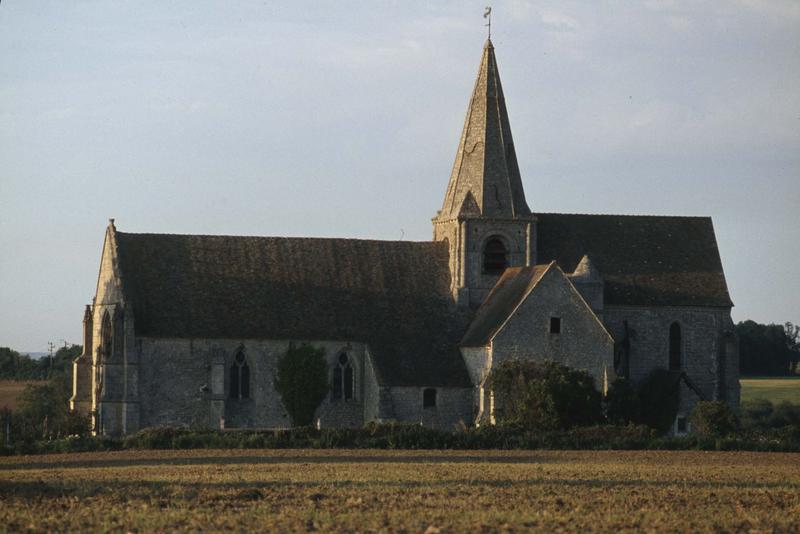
(484, 6), (492, 39)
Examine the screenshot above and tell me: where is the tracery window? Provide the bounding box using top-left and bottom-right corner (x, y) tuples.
(669, 322), (682, 371)
(483, 237), (508, 275)
(332, 353), (354, 401)
(230, 349), (250, 400)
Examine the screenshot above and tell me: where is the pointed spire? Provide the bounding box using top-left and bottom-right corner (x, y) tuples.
(438, 39), (530, 220)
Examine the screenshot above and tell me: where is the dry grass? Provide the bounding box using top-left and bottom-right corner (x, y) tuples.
(0, 380), (44, 411)
(1, 449), (799, 532)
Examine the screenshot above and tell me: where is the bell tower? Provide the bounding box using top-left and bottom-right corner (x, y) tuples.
(433, 39), (536, 307)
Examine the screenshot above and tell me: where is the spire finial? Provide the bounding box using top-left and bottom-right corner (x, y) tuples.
(483, 6), (492, 40)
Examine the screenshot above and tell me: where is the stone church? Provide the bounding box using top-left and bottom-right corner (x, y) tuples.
(71, 39), (739, 436)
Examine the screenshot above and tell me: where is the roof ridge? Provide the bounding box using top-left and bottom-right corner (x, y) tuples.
(535, 211), (712, 220)
(115, 231), (439, 245)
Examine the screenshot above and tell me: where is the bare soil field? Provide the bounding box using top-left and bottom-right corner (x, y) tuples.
(1, 449), (798, 532)
(0, 380), (44, 411)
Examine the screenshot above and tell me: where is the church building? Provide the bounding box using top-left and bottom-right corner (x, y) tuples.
(71, 39), (739, 436)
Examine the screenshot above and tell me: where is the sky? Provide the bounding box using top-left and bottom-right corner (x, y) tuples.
(1, 1), (798, 352)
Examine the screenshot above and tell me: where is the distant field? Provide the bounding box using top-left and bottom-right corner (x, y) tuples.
(740, 377), (800, 404)
(0, 380), (45, 411)
(1, 449), (799, 532)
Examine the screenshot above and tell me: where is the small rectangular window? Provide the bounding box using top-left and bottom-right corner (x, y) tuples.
(550, 317), (561, 334)
(423, 388), (437, 408)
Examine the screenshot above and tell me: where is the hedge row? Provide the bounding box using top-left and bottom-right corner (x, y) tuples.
(3, 422), (799, 456)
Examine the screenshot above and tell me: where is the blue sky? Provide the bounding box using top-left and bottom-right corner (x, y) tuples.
(1, 1), (798, 351)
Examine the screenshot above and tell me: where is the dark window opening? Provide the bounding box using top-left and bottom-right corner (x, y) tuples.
(333, 353), (354, 401)
(550, 317), (561, 334)
(483, 237), (508, 275)
(112, 309), (124, 359)
(423, 388), (437, 408)
(669, 322), (682, 371)
(676, 416), (687, 433)
(344, 365), (353, 401)
(332, 367), (343, 400)
(100, 312), (112, 360)
(230, 349), (250, 400)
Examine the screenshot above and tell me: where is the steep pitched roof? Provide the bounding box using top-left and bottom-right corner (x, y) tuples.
(438, 39), (530, 220)
(535, 213), (733, 307)
(460, 263), (552, 346)
(113, 231), (472, 387)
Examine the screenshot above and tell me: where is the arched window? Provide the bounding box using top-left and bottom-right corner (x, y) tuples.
(332, 353), (354, 401)
(669, 322), (682, 371)
(483, 237), (508, 275)
(230, 349), (250, 400)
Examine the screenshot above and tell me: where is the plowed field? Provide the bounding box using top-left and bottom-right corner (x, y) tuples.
(1, 449), (798, 532)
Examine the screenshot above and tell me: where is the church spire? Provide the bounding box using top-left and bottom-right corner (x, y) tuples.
(438, 39), (530, 220)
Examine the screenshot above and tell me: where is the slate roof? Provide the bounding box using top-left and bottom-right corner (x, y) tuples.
(113, 231), (473, 388)
(438, 39), (531, 219)
(535, 213), (733, 308)
(461, 264), (552, 347)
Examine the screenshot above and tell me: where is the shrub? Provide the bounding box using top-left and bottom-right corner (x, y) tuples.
(740, 400), (800, 431)
(123, 426), (189, 449)
(770, 401), (800, 428)
(689, 401), (739, 437)
(487, 360), (603, 431)
(11, 376), (90, 441)
(740, 399), (774, 430)
(273, 344), (329, 427)
(636, 369), (681, 434)
(604, 378), (641, 425)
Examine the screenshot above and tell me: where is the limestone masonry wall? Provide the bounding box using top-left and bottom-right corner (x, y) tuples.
(603, 305), (739, 420)
(491, 269), (615, 390)
(134, 338), (371, 431)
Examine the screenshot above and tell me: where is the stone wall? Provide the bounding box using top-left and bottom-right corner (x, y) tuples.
(603, 305), (739, 420)
(491, 268), (615, 390)
(132, 338), (372, 432)
(433, 216), (535, 307)
(96, 333), (471, 434)
(380, 386), (473, 429)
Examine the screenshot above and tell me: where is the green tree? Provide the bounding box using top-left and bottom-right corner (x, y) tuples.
(736, 320), (799, 376)
(487, 360), (603, 431)
(0, 344), (81, 380)
(0, 347), (38, 379)
(786, 322), (800, 374)
(49, 344), (82, 379)
(273, 344), (329, 427)
(604, 378), (641, 425)
(13, 375), (89, 440)
(636, 369), (681, 435)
